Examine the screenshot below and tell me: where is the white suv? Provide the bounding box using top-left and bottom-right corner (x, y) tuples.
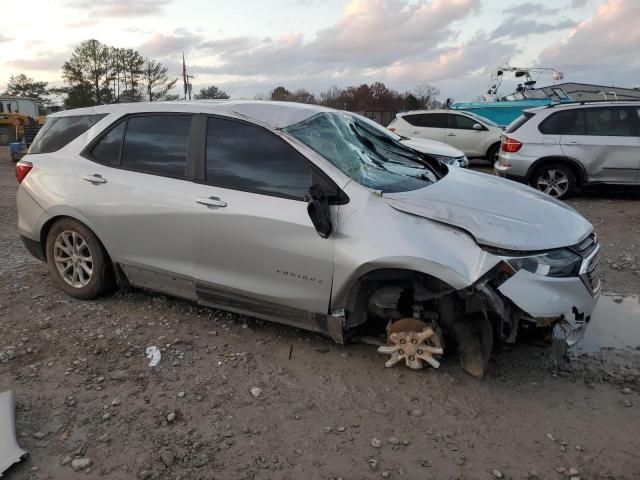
(495, 101), (640, 198)
(388, 109), (504, 161)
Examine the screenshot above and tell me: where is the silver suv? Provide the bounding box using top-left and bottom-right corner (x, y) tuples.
(16, 101), (600, 377)
(495, 101), (640, 198)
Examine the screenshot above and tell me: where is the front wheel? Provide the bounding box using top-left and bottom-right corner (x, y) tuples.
(45, 218), (114, 299)
(530, 164), (576, 199)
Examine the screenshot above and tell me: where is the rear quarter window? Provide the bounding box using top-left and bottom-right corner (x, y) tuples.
(29, 114), (106, 154)
(505, 112), (534, 134)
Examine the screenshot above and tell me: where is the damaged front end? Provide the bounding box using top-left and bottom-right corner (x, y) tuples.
(363, 235), (601, 378)
(0, 391), (26, 477)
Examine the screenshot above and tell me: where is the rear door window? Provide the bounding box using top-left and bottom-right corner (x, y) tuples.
(121, 115), (192, 178)
(583, 108), (636, 136)
(449, 114), (478, 130)
(205, 117), (312, 200)
(30, 114), (106, 153)
(403, 113), (449, 128)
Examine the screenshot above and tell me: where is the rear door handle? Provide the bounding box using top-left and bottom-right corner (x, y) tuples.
(565, 141), (580, 145)
(82, 174), (106, 184)
(196, 196), (227, 208)
(447, 133), (456, 136)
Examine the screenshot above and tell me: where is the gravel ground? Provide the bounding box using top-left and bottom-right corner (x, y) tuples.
(1, 151), (639, 480)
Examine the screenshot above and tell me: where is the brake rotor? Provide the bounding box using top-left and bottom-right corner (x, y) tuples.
(377, 318), (444, 369)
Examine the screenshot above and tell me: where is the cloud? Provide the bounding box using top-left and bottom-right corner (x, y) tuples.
(538, 0), (640, 86)
(6, 52), (68, 73)
(503, 2), (560, 16)
(65, 0), (172, 17)
(199, 0), (482, 78)
(571, 0), (589, 7)
(0, 33), (12, 44)
(138, 30), (203, 57)
(490, 18), (576, 39)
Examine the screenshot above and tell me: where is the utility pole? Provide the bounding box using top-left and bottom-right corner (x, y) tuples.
(182, 52), (187, 100)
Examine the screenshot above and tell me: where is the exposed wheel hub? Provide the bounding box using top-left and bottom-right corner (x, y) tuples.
(377, 318), (444, 369)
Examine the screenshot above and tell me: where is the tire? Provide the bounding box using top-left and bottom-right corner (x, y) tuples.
(530, 163), (576, 199)
(486, 143), (500, 163)
(45, 218), (114, 299)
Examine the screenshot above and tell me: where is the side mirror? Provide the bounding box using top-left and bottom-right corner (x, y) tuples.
(307, 185), (332, 239)
(473, 123), (483, 131)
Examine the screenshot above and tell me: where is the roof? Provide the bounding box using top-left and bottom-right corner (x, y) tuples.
(50, 100), (335, 129)
(536, 82), (640, 93)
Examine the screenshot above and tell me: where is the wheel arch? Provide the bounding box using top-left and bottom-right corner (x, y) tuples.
(39, 214), (112, 263)
(340, 268), (458, 330)
(525, 156), (588, 186)
(485, 141), (501, 159)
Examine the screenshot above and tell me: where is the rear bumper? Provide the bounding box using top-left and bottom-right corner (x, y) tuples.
(20, 235), (46, 262)
(494, 162), (526, 182)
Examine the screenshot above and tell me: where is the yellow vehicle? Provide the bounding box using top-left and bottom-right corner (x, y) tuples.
(0, 96), (44, 146)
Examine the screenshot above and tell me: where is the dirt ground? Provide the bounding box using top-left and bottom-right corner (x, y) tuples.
(1, 150), (639, 480)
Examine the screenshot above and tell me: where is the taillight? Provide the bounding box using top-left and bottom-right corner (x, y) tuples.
(501, 137), (523, 153)
(388, 127), (396, 132)
(15, 161), (33, 184)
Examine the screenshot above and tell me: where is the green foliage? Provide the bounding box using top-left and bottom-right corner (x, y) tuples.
(59, 39), (177, 107)
(194, 85), (230, 100)
(3, 73), (51, 114)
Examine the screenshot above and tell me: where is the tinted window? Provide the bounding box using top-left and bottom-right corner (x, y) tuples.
(206, 118), (312, 199)
(538, 110), (578, 135)
(450, 114), (478, 130)
(121, 115), (191, 178)
(30, 114), (106, 154)
(583, 108), (636, 136)
(403, 113), (448, 128)
(90, 121), (125, 165)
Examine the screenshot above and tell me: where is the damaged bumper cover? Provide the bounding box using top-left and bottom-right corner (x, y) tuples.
(498, 269), (599, 345)
(0, 391), (26, 477)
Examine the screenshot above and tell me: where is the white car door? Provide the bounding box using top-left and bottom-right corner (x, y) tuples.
(73, 114), (198, 290)
(400, 113), (448, 143)
(445, 113), (487, 157)
(190, 116), (336, 322)
(560, 107), (640, 184)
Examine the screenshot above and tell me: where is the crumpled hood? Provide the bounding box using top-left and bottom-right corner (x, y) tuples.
(383, 168), (593, 251)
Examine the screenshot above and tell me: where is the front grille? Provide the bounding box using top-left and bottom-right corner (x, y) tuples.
(584, 249), (601, 294)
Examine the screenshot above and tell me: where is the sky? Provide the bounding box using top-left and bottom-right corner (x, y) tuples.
(0, 0), (638, 102)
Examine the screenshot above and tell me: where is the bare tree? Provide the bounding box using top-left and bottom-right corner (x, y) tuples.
(414, 82), (441, 109)
(143, 59), (178, 101)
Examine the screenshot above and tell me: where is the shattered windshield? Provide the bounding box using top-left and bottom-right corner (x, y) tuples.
(283, 112), (445, 193)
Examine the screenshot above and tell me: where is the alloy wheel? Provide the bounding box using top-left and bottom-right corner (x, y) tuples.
(536, 168), (570, 197)
(53, 230), (93, 288)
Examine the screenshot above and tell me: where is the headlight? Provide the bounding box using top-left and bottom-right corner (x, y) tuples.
(430, 154), (465, 167)
(504, 248), (582, 277)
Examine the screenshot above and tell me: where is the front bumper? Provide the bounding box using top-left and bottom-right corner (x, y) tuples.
(498, 269), (599, 345)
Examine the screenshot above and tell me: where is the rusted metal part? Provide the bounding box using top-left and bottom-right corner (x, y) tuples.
(0, 391), (26, 477)
(377, 318), (444, 369)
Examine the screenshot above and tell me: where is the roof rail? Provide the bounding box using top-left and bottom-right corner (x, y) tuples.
(544, 98), (640, 109)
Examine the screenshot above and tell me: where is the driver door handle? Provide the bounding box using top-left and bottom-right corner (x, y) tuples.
(82, 174), (106, 184)
(196, 196), (227, 208)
